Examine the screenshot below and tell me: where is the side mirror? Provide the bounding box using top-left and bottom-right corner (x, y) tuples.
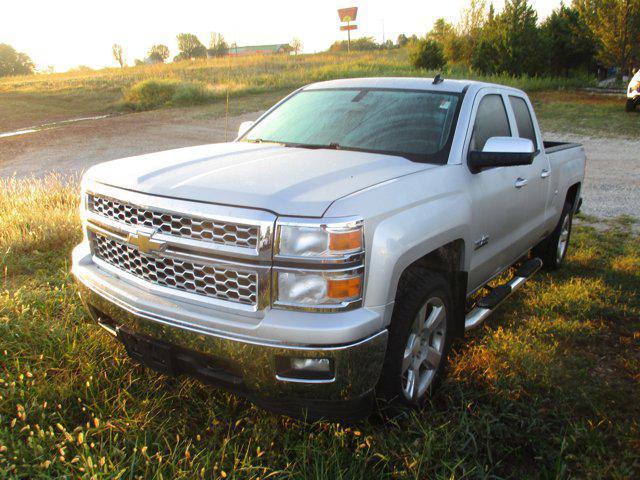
(468, 137), (535, 173)
(237, 121), (255, 138)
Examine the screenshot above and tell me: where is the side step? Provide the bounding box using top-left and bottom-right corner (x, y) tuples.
(464, 257), (543, 331)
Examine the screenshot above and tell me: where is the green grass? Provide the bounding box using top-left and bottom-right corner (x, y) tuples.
(0, 177), (638, 479)
(532, 91), (640, 138)
(0, 49), (596, 131)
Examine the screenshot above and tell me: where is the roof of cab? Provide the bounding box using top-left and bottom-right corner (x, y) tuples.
(303, 77), (520, 94)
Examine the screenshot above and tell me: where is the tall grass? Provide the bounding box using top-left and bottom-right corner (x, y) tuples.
(0, 176), (638, 478)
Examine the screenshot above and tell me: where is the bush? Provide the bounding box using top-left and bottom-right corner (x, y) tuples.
(122, 79), (177, 110)
(410, 38), (446, 70)
(122, 79), (211, 111)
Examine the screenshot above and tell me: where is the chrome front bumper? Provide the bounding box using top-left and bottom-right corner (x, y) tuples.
(72, 244), (388, 418)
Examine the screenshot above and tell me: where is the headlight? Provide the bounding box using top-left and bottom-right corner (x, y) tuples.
(273, 217), (365, 311)
(275, 217), (364, 261)
(274, 267), (363, 309)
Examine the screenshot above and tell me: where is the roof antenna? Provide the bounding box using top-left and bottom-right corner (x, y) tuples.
(433, 74), (444, 85)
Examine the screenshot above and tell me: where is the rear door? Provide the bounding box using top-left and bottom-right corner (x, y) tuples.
(507, 94), (551, 245)
(465, 89), (530, 292)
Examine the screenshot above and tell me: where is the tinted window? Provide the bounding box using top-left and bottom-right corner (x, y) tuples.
(509, 96), (537, 145)
(470, 94), (511, 151)
(243, 89), (461, 162)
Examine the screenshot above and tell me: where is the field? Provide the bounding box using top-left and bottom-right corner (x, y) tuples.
(0, 49), (601, 132)
(0, 175), (638, 479)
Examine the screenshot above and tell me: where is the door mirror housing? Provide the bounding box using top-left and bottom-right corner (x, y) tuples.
(469, 137), (535, 173)
(237, 121), (255, 138)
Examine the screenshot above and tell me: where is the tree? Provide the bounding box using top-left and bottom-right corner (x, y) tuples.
(540, 5), (597, 75)
(396, 34), (409, 47)
(455, 0), (488, 65)
(0, 44), (34, 76)
(174, 33), (207, 61)
(429, 18), (462, 63)
(575, 0), (640, 71)
(112, 44), (125, 67)
(410, 38), (446, 70)
(291, 37), (302, 55)
(208, 33), (228, 57)
(471, 0), (543, 75)
(147, 44), (170, 64)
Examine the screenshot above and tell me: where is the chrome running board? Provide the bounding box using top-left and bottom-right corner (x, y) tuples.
(464, 257), (543, 331)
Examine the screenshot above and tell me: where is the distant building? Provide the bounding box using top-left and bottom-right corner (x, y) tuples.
(228, 44), (292, 57)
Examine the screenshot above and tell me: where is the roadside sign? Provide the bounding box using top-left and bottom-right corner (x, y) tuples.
(340, 25), (358, 31)
(338, 7), (358, 23)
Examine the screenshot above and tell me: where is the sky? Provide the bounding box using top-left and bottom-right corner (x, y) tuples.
(1, 0), (563, 72)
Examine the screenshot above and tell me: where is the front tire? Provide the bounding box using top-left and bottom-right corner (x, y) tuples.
(533, 201), (574, 270)
(377, 269), (453, 407)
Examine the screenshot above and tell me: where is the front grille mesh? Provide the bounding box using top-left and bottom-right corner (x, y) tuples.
(88, 194), (259, 249)
(91, 233), (258, 305)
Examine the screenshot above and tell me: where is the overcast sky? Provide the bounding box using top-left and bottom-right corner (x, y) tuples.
(2, 0), (563, 72)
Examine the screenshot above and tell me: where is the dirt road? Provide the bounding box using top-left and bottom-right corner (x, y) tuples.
(1, 109), (638, 220)
(0, 107), (260, 179)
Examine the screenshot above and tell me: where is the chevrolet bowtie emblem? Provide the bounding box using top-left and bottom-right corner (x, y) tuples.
(126, 231), (165, 254)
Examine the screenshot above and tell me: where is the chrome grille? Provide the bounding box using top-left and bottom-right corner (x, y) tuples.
(91, 233), (258, 305)
(88, 194), (259, 249)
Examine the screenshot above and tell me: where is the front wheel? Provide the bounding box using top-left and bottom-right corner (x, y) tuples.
(376, 269), (453, 407)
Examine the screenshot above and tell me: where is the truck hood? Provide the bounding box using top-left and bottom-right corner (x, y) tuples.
(86, 142), (435, 217)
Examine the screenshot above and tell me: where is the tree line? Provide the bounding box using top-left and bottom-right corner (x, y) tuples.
(410, 0), (640, 76)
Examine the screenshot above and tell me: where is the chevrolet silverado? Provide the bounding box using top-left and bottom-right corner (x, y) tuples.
(72, 77), (586, 420)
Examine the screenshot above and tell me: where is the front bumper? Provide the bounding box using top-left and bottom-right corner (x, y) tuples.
(72, 244), (389, 420)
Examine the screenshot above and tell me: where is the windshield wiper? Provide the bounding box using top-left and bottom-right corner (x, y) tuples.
(282, 142), (343, 150)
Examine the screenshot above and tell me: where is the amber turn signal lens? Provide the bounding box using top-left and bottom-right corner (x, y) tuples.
(327, 276), (361, 300)
(328, 230), (362, 252)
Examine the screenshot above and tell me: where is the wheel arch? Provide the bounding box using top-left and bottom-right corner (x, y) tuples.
(565, 182), (581, 213)
(392, 240), (468, 338)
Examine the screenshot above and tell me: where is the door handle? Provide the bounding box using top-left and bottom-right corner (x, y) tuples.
(515, 177), (528, 188)
(541, 169), (551, 178)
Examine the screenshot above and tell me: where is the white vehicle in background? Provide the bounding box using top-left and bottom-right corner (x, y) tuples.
(72, 77), (586, 420)
(627, 69), (640, 112)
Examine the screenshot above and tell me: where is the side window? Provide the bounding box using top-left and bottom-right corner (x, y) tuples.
(470, 94), (511, 151)
(509, 96), (537, 146)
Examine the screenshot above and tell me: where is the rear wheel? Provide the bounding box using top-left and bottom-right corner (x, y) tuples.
(533, 201), (573, 270)
(377, 269), (453, 407)
(626, 99), (636, 112)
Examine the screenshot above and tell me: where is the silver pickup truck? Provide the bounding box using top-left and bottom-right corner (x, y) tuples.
(72, 77), (585, 420)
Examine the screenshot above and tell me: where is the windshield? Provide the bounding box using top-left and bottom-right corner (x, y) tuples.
(241, 88), (461, 163)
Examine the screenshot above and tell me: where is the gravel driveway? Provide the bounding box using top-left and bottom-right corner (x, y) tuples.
(1, 110), (637, 220)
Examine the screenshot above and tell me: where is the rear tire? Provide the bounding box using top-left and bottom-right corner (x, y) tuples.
(533, 201), (573, 270)
(626, 99), (636, 112)
(376, 268), (453, 407)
